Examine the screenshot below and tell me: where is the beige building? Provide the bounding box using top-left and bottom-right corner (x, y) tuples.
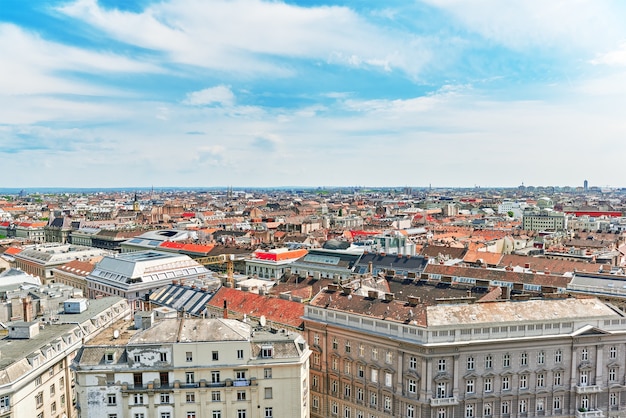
(304, 288), (626, 418)
(0, 296), (129, 418)
(73, 315), (311, 418)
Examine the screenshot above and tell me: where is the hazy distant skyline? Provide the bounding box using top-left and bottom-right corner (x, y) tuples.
(3, 0), (626, 188)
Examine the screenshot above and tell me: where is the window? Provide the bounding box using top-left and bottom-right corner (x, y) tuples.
(134, 372), (142, 387)
(407, 404), (415, 418)
(332, 401), (339, 415)
(536, 373), (545, 388)
(484, 403), (492, 417)
(386, 351), (393, 363)
(484, 377), (492, 392)
(50, 384), (55, 396)
(519, 374), (527, 389)
(332, 357), (339, 371)
(134, 414), (145, 418)
(357, 387), (364, 402)
(610, 367), (617, 382)
(580, 370), (589, 386)
(212, 351), (219, 361)
(438, 359), (446, 372)
(581, 395), (589, 410)
(384, 395), (391, 411)
(344, 360), (352, 375)
(186, 352), (193, 362)
(466, 356), (474, 370)
(312, 375), (319, 389)
(344, 406), (351, 418)
(345, 341), (351, 353)
(59, 376), (65, 389)
(264, 368), (272, 379)
(264, 387), (273, 399)
(408, 378), (417, 394)
(370, 391), (377, 406)
(371, 369), (378, 383)
(502, 353), (510, 367)
(537, 351), (545, 365)
(265, 407), (273, 418)
(211, 411), (221, 418)
(261, 346), (274, 358)
(60, 394), (65, 405)
(581, 348), (589, 361)
(501, 400), (510, 415)
(106, 352), (115, 363)
(187, 413), (196, 418)
(409, 356), (417, 370)
(536, 398), (544, 412)
(436, 382), (446, 398)
(312, 395), (319, 409)
(36, 376), (42, 386)
(385, 372), (392, 387)
(466, 379), (474, 394)
(554, 396), (562, 410)
(437, 408), (446, 418)
(502, 376), (510, 391)
(161, 413), (171, 418)
(358, 364), (364, 378)
(186, 392), (196, 403)
(331, 380), (338, 393)
(237, 350), (244, 359)
(313, 333), (319, 345)
(237, 390), (246, 401)
(520, 352), (528, 366)
(134, 354), (141, 362)
(211, 391), (221, 402)
(211, 371), (220, 383)
(35, 392), (43, 407)
(160, 393), (170, 404)
(359, 344), (364, 357)
(186, 372), (195, 384)
(236, 370), (247, 380)
(465, 403), (474, 418)
(611, 392), (618, 407)
(554, 371), (562, 386)
(519, 399), (527, 414)
(107, 393), (117, 405)
(333, 338), (338, 350)
(160, 352), (168, 362)
(344, 383), (351, 398)
(372, 348), (378, 360)
(485, 355), (492, 369)
(610, 346), (618, 359)
(134, 394), (144, 405)
(555, 349), (562, 363)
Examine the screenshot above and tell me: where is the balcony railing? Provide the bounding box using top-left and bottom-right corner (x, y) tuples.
(430, 396), (459, 406)
(576, 385), (602, 394)
(575, 409), (604, 418)
(0, 406), (10, 416)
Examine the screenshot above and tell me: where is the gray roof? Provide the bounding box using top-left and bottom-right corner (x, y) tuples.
(129, 318), (251, 345)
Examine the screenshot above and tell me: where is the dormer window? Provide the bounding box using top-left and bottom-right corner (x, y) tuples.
(261, 346), (274, 358)
(105, 352), (115, 363)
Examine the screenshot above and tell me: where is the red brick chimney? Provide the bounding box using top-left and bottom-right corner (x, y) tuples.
(23, 296), (33, 322)
(223, 300), (228, 319)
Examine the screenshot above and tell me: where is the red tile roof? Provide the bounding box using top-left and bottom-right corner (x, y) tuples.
(207, 287), (304, 329)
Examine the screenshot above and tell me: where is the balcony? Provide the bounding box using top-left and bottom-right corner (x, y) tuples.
(430, 397), (459, 406)
(576, 385), (602, 394)
(575, 409), (604, 418)
(0, 406), (10, 416)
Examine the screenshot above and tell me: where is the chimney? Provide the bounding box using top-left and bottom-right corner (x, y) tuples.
(223, 300), (228, 319)
(368, 261), (373, 275)
(23, 297), (33, 322)
(524, 263), (530, 269)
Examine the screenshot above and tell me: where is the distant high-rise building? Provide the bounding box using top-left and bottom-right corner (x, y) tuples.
(584, 179), (589, 191)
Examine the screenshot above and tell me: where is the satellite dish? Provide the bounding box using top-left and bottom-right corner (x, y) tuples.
(113, 330), (120, 339)
(260, 315), (267, 327)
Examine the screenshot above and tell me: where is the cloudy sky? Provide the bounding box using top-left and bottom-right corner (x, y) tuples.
(3, 0), (626, 189)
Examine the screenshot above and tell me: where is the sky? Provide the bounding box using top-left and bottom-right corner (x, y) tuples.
(3, 0), (626, 189)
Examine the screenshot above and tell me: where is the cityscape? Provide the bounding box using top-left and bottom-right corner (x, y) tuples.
(5, 1), (626, 418)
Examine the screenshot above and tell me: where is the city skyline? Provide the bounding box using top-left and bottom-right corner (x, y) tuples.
(3, 0), (626, 188)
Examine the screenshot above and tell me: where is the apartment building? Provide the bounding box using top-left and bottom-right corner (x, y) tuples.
(304, 288), (626, 418)
(72, 316), (311, 418)
(0, 296), (129, 418)
(522, 210), (567, 231)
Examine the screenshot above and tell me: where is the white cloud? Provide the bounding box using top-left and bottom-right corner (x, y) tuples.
(183, 85), (235, 106)
(423, 0), (626, 52)
(591, 42), (626, 66)
(58, 0), (433, 78)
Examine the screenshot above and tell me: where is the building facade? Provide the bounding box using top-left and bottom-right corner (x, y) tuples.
(304, 289), (626, 418)
(73, 316), (311, 418)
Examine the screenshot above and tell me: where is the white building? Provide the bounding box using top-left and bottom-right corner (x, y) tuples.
(73, 316), (311, 418)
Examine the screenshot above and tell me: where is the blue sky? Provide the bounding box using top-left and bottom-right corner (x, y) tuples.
(3, 0), (626, 188)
